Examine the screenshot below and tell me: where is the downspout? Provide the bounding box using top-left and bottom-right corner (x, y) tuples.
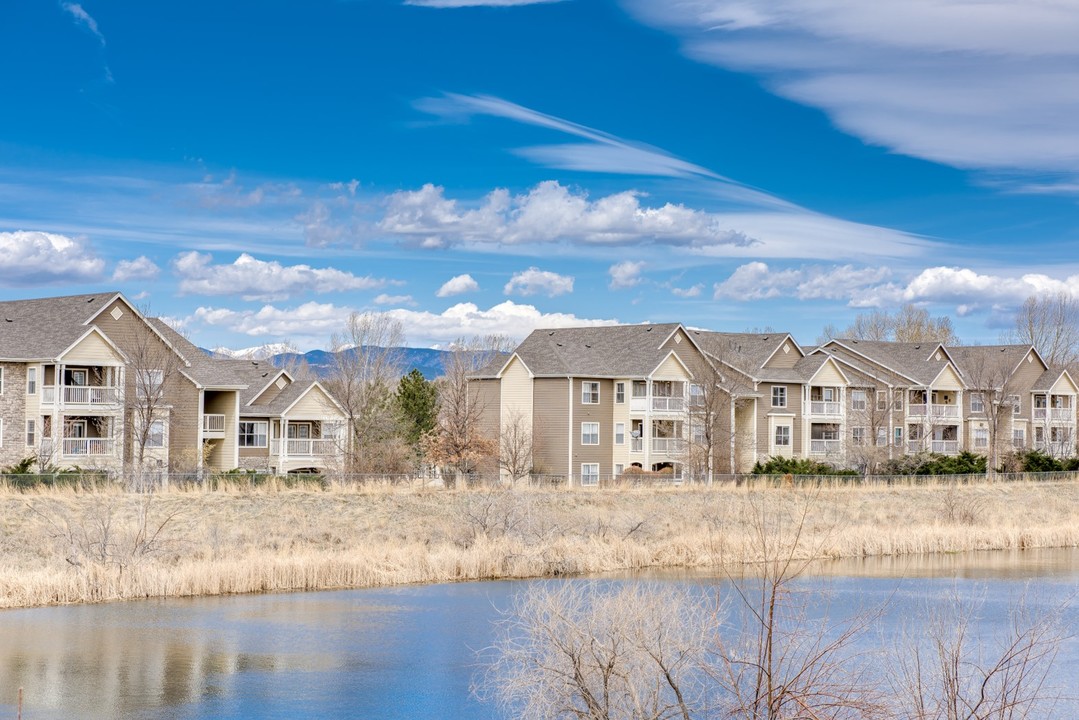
(567, 376), (573, 487)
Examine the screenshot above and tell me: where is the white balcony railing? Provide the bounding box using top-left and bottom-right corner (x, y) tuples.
(810, 439), (841, 454)
(651, 397), (685, 412)
(61, 438), (115, 456)
(651, 437), (685, 454)
(41, 386), (120, 405)
(909, 404), (959, 418)
(202, 414), (226, 434)
(270, 439), (339, 456)
(932, 440), (959, 454)
(809, 401), (842, 416)
(631, 437), (644, 453)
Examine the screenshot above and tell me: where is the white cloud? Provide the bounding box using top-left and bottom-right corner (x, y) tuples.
(192, 300), (619, 348)
(0, 231), (105, 284)
(173, 251), (394, 301)
(373, 293), (416, 306)
(504, 267), (574, 297)
(437, 273), (480, 297)
(713, 262), (892, 301)
(112, 255), (160, 282)
(624, 0), (1079, 175)
(61, 3), (105, 45)
(378, 180), (756, 251)
(407, 0), (564, 5)
(852, 266), (1079, 310)
(608, 260), (645, 289)
(672, 284), (703, 298)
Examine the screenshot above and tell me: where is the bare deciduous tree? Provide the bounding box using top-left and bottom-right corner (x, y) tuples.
(1003, 292), (1079, 370)
(127, 317), (186, 490)
(823, 305), (959, 345)
(499, 411), (535, 486)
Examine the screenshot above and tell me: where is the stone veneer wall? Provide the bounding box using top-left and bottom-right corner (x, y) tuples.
(0, 363), (27, 469)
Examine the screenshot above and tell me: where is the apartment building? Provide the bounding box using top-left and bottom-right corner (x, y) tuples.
(477, 324), (1079, 483)
(0, 292), (348, 477)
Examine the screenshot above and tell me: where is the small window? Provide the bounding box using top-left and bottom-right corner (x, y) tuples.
(632, 381), (647, 398)
(851, 390), (867, 411)
(893, 390), (903, 411)
(970, 393), (984, 414)
(25, 420), (35, 447)
(876, 391), (887, 411)
(26, 367), (37, 395)
(894, 427), (903, 445)
(771, 386), (787, 408)
(973, 428), (988, 448)
(876, 427), (888, 446)
(774, 425), (790, 447)
(238, 421), (268, 448)
(581, 381), (600, 404)
(1008, 395), (1021, 416)
(852, 427), (866, 446)
(615, 382), (625, 404)
(581, 422), (599, 445)
(1013, 428), (1025, 448)
(689, 384), (705, 407)
(614, 463), (624, 476)
(137, 369), (164, 400)
(147, 420), (166, 449)
(615, 422), (625, 445)
(581, 463), (600, 487)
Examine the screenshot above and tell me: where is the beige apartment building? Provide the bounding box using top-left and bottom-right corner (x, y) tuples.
(0, 292), (348, 478)
(476, 323), (1079, 483)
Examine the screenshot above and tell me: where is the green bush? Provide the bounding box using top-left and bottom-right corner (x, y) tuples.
(751, 456), (858, 476)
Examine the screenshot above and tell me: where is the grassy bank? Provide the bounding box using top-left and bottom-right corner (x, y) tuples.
(2, 478), (1078, 608)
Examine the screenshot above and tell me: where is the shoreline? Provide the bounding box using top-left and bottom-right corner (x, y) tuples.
(3, 480), (1079, 610)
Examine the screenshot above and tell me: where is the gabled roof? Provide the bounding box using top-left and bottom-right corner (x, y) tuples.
(1031, 367), (1077, 393)
(825, 339), (952, 385)
(0, 292), (119, 361)
(945, 344), (1042, 380)
(508, 323), (690, 378)
(239, 380), (347, 418)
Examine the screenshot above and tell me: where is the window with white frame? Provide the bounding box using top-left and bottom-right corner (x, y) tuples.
(147, 420), (166, 449)
(689, 383), (705, 407)
(851, 390), (867, 411)
(614, 463), (624, 476)
(1008, 395), (1021, 416)
(771, 386), (787, 408)
(876, 391), (887, 410)
(876, 427), (888, 446)
(973, 428), (988, 448)
(581, 381), (600, 404)
(581, 463), (600, 487)
(852, 426), (866, 445)
(893, 390), (903, 410)
(137, 369), (164, 400)
(774, 425), (790, 446)
(615, 382), (625, 404)
(1051, 427), (1072, 443)
(970, 393), (984, 413)
(26, 420), (35, 447)
(615, 422), (625, 445)
(1013, 428), (1025, 448)
(238, 421), (268, 448)
(26, 367), (36, 395)
(632, 381), (647, 398)
(894, 427), (903, 445)
(1035, 426), (1045, 443)
(581, 422), (599, 445)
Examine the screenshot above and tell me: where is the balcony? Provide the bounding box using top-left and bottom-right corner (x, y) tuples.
(908, 404), (959, 419)
(270, 439), (339, 457)
(809, 401), (841, 416)
(202, 414), (226, 438)
(810, 439), (841, 454)
(60, 438), (116, 457)
(631, 437), (644, 453)
(1033, 408), (1074, 422)
(651, 437), (685, 454)
(651, 396), (685, 412)
(41, 385), (120, 406)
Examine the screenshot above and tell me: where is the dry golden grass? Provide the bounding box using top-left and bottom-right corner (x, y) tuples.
(1, 478), (1078, 608)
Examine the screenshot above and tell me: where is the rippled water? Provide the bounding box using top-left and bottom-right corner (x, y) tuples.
(1, 548), (1077, 719)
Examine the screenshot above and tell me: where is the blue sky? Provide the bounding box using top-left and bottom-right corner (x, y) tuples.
(3, 0), (1079, 351)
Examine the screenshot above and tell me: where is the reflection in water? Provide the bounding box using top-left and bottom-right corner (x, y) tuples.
(0, 549), (1077, 719)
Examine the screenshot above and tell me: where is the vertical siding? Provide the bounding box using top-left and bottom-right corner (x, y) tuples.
(532, 378), (568, 476)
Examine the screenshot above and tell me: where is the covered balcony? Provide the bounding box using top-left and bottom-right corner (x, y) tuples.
(908, 390), (960, 420)
(40, 365), (121, 408)
(629, 380), (686, 413)
(270, 420), (343, 459)
(1033, 394), (1075, 423)
(807, 386), (842, 417)
(650, 420), (685, 455)
(809, 423), (841, 455)
(907, 424), (959, 454)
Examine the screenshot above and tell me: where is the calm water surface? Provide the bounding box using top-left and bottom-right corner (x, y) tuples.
(1, 548), (1078, 719)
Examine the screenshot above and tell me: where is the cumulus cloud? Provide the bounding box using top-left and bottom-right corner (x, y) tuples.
(378, 181), (756, 250)
(609, 261), (645, 289)
(624, 0), (1079, 175)
(504, 267), (574, 297)
(192, 300), (619, 348)
(0, 231), (105, 285)
(112, 255), (160, 282)
(672, 284), (703, 298)
(851, 266), (1079, 310)
(172, 252), (394, 301)
(713, 262), (893, 301)
(437, 273), (480, 297)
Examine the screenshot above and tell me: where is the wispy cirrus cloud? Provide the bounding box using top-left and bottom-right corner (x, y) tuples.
(623, 0), (1079, 183)
(61, 3), (105, 45)
(173, 251), (397, 301)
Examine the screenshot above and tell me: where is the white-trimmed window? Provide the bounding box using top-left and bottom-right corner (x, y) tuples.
(25, 420), (34, 447)
(137, 369), (164, 400)
(973, 428), (988, 448)
(772, 386), (787, 408)
(876, 391), (887, 411)
(147, 420), (166, 449)
(615, 382), (625, 404)
(876, 427), (888, 446)
(581, 463), (600, 487)
(1013, 428), (1025, 448)
(1051, 427), (1072, 443)
(581, 422), (599, 445)
(614, 422), (625, 445)
(581, 381), (600, 404)
(238, 421), (268, 448)
(852, 426), (866, 446)
(774, 425), (790, 446)
(851, 390), (867, 411)
(689, 383), (705, 407)
(614, 463), (624, 477)
(26, 367), (36, 395)
(894, 427), (903, 445)
(893, 390), (903, 411)
(1008, 395), (1021, 416)
(970, 393), (985, 414)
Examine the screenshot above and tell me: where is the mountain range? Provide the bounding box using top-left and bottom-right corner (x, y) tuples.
(208, 345), (453, 380)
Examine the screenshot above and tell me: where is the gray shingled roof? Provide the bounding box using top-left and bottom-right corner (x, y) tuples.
(690, 330), (797, 380)
(507, 323), (686, 378)
(0, 292), (116, 360)
(946, 345), (1033, 380)
(1031, 367), (1068, 393)
(827, 339), (951, 385)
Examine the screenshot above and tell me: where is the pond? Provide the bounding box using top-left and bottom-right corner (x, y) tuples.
(1, 548), (1077, 719)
